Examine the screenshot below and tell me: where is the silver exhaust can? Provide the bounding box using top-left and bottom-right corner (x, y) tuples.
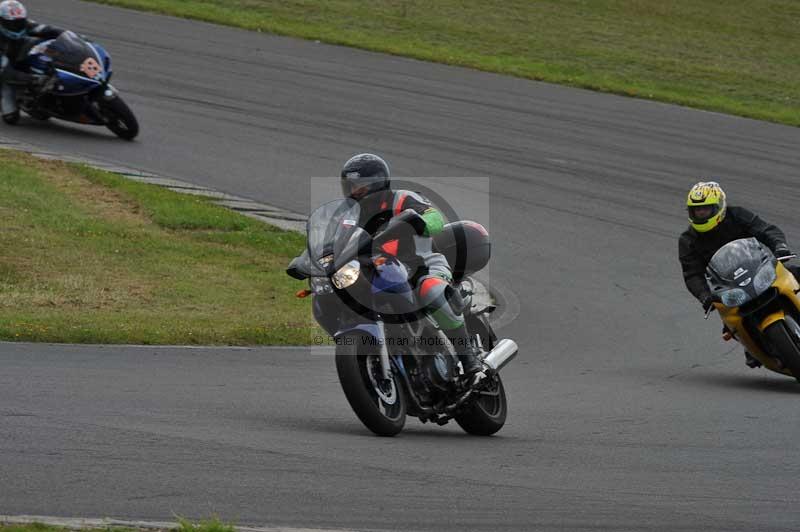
(482, 338), (518, 373)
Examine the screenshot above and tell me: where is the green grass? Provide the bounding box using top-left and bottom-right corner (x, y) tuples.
(86, 0), (800, 126)
(175, 519), (234, 532)
(0, 150), (319, 345)
(0, 518), (234, 532)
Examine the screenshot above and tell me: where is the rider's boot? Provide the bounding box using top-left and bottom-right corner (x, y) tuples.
(446, 324), (486, 384)
(458, 345), (486, 385)
(744, 351), (762, 368)
(1, 82), (19, 125)
(722, 324), (762, 368)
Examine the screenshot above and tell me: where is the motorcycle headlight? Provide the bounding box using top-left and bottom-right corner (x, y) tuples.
(720, 288), (749, 308)
(752, 264), (777, 294)
(310, 276), (333, 295)
(332, 260), (360, 289)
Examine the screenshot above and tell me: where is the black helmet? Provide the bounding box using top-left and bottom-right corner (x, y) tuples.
(340, 153), (390, 200)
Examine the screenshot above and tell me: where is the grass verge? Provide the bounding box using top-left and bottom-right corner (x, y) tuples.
(86, 0), (800, 126)
(0, 518), (235, 532)
(0, 150), (318, 345)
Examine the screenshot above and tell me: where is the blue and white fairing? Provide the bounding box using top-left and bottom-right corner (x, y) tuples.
(370, 259), (416, 314)
(27, 31), (112, 96)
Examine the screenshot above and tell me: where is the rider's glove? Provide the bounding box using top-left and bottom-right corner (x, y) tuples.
(701, 294), (716, 312)
(395, 209), (426, 236)
(774, 243), (793, 260)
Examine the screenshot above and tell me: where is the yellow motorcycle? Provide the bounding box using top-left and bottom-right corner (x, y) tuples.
(707, 238), (800, 381)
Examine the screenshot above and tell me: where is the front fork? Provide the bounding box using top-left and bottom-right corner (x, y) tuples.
(81, 83), (118, 121)
(376, 319), (392, 381)
(96, 83), (118, 102)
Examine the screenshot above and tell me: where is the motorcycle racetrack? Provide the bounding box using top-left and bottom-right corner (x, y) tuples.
(4, 1), (800, 530)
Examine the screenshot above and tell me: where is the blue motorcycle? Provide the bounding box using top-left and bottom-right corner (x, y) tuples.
(288, 198), (518, 436)
(15, 30), (138, 139)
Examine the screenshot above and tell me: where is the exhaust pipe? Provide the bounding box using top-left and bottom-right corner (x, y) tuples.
(482, 338), (518, 373)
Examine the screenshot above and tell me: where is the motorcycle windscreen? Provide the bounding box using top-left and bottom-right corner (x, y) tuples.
(306, 198), (362, 272)
(707, 238), (771, 284)
(42, 31), (105, 80)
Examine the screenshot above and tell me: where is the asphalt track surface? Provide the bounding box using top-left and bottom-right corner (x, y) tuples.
(4, 1), (800, 530)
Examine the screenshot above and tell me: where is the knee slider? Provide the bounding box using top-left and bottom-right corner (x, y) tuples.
(418, 276), (448, 308)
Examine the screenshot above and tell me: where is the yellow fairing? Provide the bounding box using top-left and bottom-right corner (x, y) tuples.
(759, 310), (785, 331)
(715, 262), (800, 375)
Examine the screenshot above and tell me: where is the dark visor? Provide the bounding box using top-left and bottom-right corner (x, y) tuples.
(341, 174), (385, 196)
(2, 18), (25, 33)
(688, 204), (720, 223)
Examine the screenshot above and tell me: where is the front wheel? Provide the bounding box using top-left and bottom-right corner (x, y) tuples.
(97, 95), (139, 140)
(763, 316), (800, 382)
(2, 109), (19, 125)
(455, 374), (507, 435)
(335, 340), (407, 436)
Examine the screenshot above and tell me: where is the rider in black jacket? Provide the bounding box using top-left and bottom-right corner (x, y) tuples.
(679, 181), (799, 366)
(0, 0), (63, 124)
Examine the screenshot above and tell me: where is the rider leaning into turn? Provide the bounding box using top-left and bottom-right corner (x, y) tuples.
(679, 181), (800, 366)
(340, 153), (485, 383)
(0, 0), (63, 124)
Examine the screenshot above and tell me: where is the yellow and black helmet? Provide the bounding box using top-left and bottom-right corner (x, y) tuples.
(687, 181), (726, 232)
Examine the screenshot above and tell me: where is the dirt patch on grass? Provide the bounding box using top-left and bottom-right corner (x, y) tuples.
(38, 158), (153, 228)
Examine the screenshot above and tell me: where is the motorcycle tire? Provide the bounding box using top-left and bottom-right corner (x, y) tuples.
(455, 374), (507, 435)
(2, 110), (20, 125)
(335, 341), (406, 436)
(97, 95), (139, 140)
(763, 316), (800, 383)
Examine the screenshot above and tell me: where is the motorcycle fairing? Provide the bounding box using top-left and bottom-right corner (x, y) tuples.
(707, 238), (774, 304)
(53, 68), (102, 95)
(334, 322), (382, 342)
(716, 261), (800, 375)
(371, 260), (412, 295)
(27, 32), (111, 96)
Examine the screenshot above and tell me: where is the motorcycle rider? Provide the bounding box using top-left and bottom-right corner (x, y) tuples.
(0, 0), (63, 124)
(340, 153), (486, 383)
(679, 181), (800, 367)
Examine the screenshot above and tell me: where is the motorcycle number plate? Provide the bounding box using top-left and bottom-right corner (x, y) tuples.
(80, 57), (102, 79)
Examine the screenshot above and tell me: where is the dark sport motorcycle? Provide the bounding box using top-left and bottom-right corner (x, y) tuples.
(10, 30), (138, 139)
(287, 198), (518, 436)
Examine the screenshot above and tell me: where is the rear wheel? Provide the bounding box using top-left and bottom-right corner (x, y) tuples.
(335, 340), (406, 436)
(455, 374), (507, 435)
(763, 316), (800, 382)
(98, 96), (139, 140)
